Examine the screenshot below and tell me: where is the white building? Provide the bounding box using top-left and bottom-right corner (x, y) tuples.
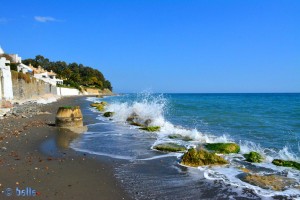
(8, 54), (21, 63)
(0, 46), (4, 55)
(30, 65), (63, 86)
(17, 63), (33, 73)
(0, 57), (14, 100)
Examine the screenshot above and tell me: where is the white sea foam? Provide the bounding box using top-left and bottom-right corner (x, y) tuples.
(70, 146), (134, 160)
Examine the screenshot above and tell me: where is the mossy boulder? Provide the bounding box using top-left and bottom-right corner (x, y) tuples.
(168, 134), (193, 141)
(100, 101), (108, 106)
(272, 159), (300, 170)
(96, 104), (105, 111)
(181, 148), (228, 167)
(205, 143), (240, 154)
(153, 143), (187, 152)
(243, 174), (296, 191)
(90, 103), (101, 107)
(103, 112), (114, 117)
(90, 101), (107, 107)
(139, 126), (161, 132)
(130, 121), (143, 126)
(244, 151), (263, 163)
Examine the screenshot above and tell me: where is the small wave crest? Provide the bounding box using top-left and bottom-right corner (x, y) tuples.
(240, 141), (300, 162)
(106, 93), (166, 127)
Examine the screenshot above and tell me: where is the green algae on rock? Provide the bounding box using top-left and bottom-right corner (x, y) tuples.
(181, 148), (228, 167)
(272, 159), (300, 170)
(90, 103), (100, 107)
(153, 143), (187, 152)
(168, 134), (193, 141)
(244, 151), (263, 163)
(140, 126), (161, 132)
(90, 101), (108, 112)
(130, 121), (143, 127)
(205, 143), (240, 154)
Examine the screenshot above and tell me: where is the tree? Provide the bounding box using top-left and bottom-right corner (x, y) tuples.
(22, 55), (113, 91)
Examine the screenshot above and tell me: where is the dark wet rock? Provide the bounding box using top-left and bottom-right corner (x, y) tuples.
(181, 148), (228, 167)
(244, 151), (263, 163)
(272, 159), (300, 170)
(144, 119), (152, 126)
(126, 112), (139, 122)
(103, 112), (114, 117)
(153, 143), (187, 152)
(205, 143), (240, 154)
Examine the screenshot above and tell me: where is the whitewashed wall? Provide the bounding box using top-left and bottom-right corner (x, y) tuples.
(0, 57), (14, 100)
(56, 87), (80, 96)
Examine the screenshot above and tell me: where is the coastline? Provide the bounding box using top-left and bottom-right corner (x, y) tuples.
(0, 96), (131, 199)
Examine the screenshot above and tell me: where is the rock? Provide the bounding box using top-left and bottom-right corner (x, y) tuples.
(139, 126), (161, 132)
(90, 101), (108, 112)
(181, 148), (228, 167)
(205, 143), (240, 154)
(130, 121), (143, 126)
(126, 112), (139, 122)
(55, 106), (83, 128)
(153, 143), (187, 152)
(144, 119), (152, 126)
(168, 134), (193, 141)
(272, 159), (300, 170)
(103, 112), (114, 117)
(90, 103), (100, 107)
(244, 151), (263, 163)
(96, 104), (105, 111)
(243, 174), (296, 191)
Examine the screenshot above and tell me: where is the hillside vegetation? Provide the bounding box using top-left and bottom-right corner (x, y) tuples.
(22, 55), (112, 91)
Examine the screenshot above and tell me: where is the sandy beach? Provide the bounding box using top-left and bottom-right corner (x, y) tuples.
(0, 96), (131, 200)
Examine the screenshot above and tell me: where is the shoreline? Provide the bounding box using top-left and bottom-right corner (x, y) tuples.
(0, 96), (131, 199)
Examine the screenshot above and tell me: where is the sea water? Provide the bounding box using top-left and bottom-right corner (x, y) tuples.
(71, 93), (300, 199)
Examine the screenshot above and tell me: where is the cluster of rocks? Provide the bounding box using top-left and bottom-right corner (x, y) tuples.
(90, 101), (161, 132)
(88, 100), (300, 191)
(0, 101), (47, 119)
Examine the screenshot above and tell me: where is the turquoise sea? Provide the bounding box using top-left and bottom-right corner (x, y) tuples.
(71, 93), (300, 199)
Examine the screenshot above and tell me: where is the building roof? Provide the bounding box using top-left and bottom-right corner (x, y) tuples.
(19, 63), (33, 72)
(28, 64), (57, 76)
(48, 70), (57, 76)
(0, 46), (4, 54)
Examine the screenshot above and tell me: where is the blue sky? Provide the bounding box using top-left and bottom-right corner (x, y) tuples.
(0, 0), (299, 93)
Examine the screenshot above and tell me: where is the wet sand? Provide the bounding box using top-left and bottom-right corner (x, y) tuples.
(0, 96), (131, 199)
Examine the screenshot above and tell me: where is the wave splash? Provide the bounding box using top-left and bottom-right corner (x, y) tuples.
(106, 93), (231, 144)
